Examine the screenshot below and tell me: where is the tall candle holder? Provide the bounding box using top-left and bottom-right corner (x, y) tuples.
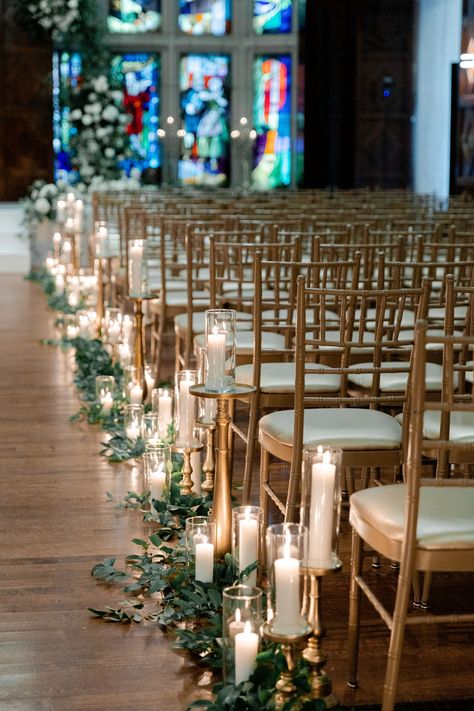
(173, 370), (203, 495)
(151, 386), (174, 442)
(196, 345), (216, 493)
(223, 584), (262, 686)
(95, 375), (114, 415)
(300, 446), (343, 707)
(190, 384), (255, 557)
(143, 443), (172, 503)
(205, 309), (236, 393)
(127, 237), (151, 403)
(124, 403), (143, 442)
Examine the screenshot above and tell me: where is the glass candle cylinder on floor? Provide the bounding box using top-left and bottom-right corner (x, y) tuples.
(300, 446), (342, 571)
(104, 307), (122, 344)
(175, 370), (197, 445)
(232, 506), (263, 587)
(124, 404), (143, 442)
(95, 375), (114, 415)
(123, 365), (137, 400)
(223, 584), (262, 685)
(151, 387), (174, 441)
(144, 365), (155, 404)
(143, 444), (171, 503)
(142, 413), (160, 446)
(95, 221), (108, 258)
(265, 523), (309, 636)
(185, 516), (215, 583)
(196, 345), (217, 424)
(205, 309), (236, 393)
(128, 239), (148, 297)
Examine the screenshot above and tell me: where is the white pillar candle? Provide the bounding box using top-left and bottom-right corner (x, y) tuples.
(308, 450), (336, 567)
(190, 450), (202, 495)
(145, 370), (155, 404)
(68, 292), (78, 308)
(101, 392), (113, 414)
(52, 231), (62, 255)
(195, 536), (214, 583)
(206, 328), (226, 389)
(178, 378), (195, 443)
(129, 240), (144, 297)
(149, 463), (166, 500)
(126, 424), (140, 441)
(96, 225), (108, 258)
(273, 533), (302, 634)
(130, 384), (143, 405)
(74, 199), (83, 232)
(157, 393), (172, 437)
(122, 315), (133, 339)
(78, 315), (90, 338)
(118, 342), (132, 366)
(228, 608), (245, 639)
(238, 507), (258, 586)
(235, 621), (259, 685)
(65, 217), (75, 235)
(108, 322), (121, 343)
(56, 200), (66, 223)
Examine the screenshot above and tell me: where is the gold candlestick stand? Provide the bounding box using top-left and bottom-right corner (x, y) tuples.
(301, 563), (342, 707)
(95, 257), (104, 338)
(197, 419), (216, 493)
(262, 622), (312, 711)
(129, 295), (153, 404)
(189, 384), (255, 557)
(171, 441), (204, 495)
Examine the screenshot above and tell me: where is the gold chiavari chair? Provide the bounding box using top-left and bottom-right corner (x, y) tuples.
(347, 320), (474, 711)
(258, 278), (432, 529)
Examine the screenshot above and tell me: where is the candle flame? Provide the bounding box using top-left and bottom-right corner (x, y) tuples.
(322, 449), (331, 465)
(317, 444), (323, 454)
(244, 505), (251, 520)
(235, 608), (241, 623)
(243, 620), (252, 634)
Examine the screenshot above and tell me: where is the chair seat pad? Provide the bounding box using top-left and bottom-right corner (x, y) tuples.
(353, 308), (415, 330)
(149, 290), (209, 309)
(259, 408), (402, 450)
(347, 361), (446, 392)
(235, 362), (340, 393)
(428, 305), (467, 320)
(395, 410), (474, 442)
(195, 330), (286, 354)
(465, 361), (473, 384)
(350, 485), (474, 551)
(261, 308), (339, 325)
(148, 277), (188, 291)
(174, 310), (252, 335)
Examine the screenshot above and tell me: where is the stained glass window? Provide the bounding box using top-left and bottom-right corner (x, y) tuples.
(179, 0), (231, 36)
(111, 54), (161, 177)
(52, 51), (83, 182)
(179, 54), (231, 186)
(108, 0), (161, 33)
(253, 0), (292, 34)
(252, 55), (291, 189)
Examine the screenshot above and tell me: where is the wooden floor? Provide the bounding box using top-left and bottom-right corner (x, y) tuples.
(0, 274), (473, 711)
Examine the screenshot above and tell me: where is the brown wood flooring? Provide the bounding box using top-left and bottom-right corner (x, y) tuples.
(0, 274), (473, 711)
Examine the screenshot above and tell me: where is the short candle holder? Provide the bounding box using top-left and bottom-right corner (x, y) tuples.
(172, 441), (204, 496)
(189, 384), (255, 557)
(261, 622), (312, 711)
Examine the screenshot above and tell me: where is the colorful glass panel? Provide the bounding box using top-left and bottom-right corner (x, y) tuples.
(253, 0), (292, 34)
(252, 55), (291, 188)
(178, 0), (231, 35)
(111, 54), (161, 176)
(179, 54), (231, 186)
(108, 0), (161, 33)
(52, 51), (83, 182)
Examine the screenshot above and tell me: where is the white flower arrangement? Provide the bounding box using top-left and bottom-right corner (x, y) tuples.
(69, 74), (134, 188)
(24, 0), (80, 40)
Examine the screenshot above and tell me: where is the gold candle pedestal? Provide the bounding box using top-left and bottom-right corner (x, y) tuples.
(262, 622), (312, 711)
(95, 257), (104, 338)
(172, 441), (203, 495)
(190, 384), (255, 558)
(104, 256), (116, 308)
(301, 564), (342, 707)
(197, 419), (216, 493)
(129, 295), (153, 404)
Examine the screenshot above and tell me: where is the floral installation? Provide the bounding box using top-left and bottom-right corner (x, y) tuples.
(21, 0), (81, 40)
(68, 74), (135, 188)
(21, 179), (73, 231)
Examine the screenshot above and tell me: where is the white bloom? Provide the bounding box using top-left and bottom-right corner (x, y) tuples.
(88, 92), (97, 101)
(111, 90), (123, 102)
(82, 114), (93, 126)
(95, 127), (108, 139)
(92, 76), (109, 93)
(70, 109), (82, 120)
(39, 183), (57, 198)
(102, 105), (119, 122)
(34, 197), (50, 215)
(119, 114), (129, 124)
(104, 147), (115, 158)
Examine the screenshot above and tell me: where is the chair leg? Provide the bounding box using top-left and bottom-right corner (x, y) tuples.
(259, 446), (270, 534)
(420, 570), (433, 610)
(381, 566), (413, 710)
(242, 395), (259, 505)
(155, 313), (166, 380)
(347, 527), (364, 689)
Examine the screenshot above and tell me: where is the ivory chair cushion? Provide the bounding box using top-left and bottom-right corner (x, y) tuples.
(353, 308), (415, 330)
(395, 410), (474, 442)
(395, 328), (465, 350)
(174, 310), (252, 337)
(262, 308), (339, 325)
(235, 362), (340, 393)
(464, 361), (473, 384)
(195, 330), (286, 355)
(149, 290), (209, 310)
(428, 305), (467, 321)
(350, 484), (474, 569)
(315, 330), (379, 355)
(259, 408), (402, 451)
(347, 361), (449, 392)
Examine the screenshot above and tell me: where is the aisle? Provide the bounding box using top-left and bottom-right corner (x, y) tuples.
(0, 276), (205, 711)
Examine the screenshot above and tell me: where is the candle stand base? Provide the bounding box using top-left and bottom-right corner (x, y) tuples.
(197, 419), (216, 493)
(190, 384), (255, 558)
(172, 442), (203, 496)
(302, 563), (342, 707)
(262, 622), (312, 711)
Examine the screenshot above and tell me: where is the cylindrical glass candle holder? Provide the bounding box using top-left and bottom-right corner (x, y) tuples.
(95, 375), (114, 415)
(124, 403), (143, 441)
(123, 365), (137, 399)
(232, 506), (263, 587)
(223, 584), (262, 685)
(204, 309), (236, 392)
(142, 413), (159, 445)
(143, 444), (171, 502)
(118, 341), (133, 367)
(196, 345), (217, 424)
(265, 523), (309, 636)
(95, 221), (108, 258)
(300, 446), (343, 571)
(175, 369), (197, 446)
(76, 309), (93, 339)
(151, 387), (174, 441)
(128, 238), (149, 297)
(185, 516), (215, 583)
(104, 307), (122, 344)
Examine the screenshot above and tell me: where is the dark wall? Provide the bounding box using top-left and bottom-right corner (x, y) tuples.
(303, 0), (414, 189)
(0, 0), (53, 200)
